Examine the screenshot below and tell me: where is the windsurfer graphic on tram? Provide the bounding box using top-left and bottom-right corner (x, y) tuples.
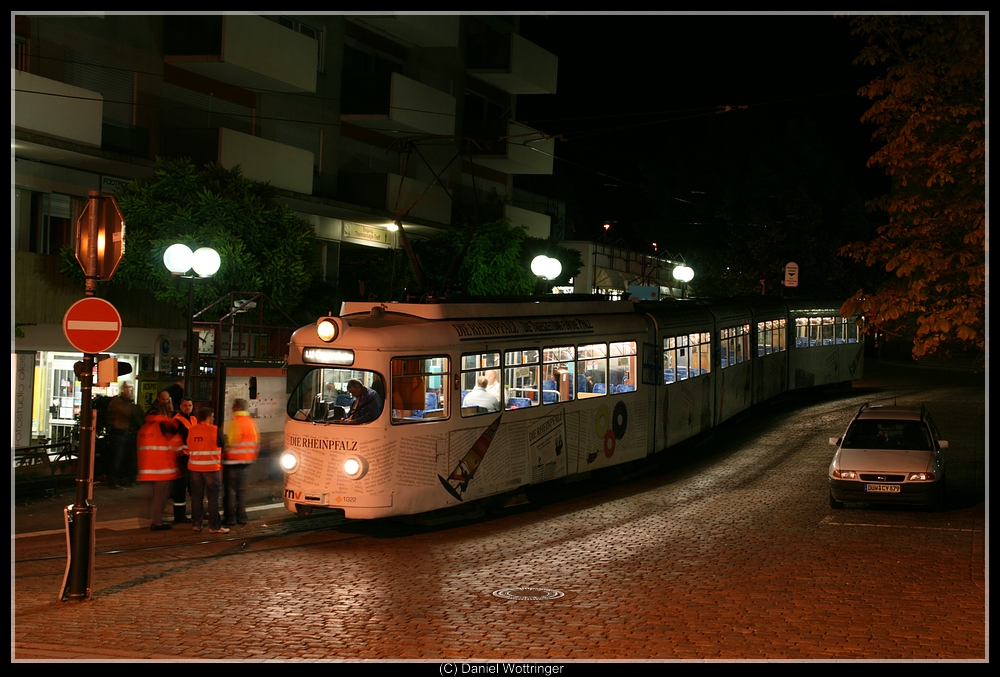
(439, 413), (503, 501)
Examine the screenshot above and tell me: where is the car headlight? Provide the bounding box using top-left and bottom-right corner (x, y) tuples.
(280, 451), (299, 473)
(831, 469), (858, 479)
(343, 455), (369, 480)
(907, 471), (936, 481)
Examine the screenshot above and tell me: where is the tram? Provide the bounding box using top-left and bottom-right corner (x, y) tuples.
(280, 297), (864, 519)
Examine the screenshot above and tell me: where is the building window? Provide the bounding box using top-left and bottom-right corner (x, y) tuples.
(63, 52), (135, 125)
(275, 119), (322, 173)
(17, 191), (75, 255)
(160, 82), (254, 134)
(341, 39), (403, 115)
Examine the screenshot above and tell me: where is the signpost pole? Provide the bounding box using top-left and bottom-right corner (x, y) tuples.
(63, 191), (103, 601)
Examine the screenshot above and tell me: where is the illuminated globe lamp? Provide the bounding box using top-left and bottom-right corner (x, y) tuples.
(672, 264), (694, 299)
(163, 243), (221, 397)
(531, 255), (562, 280)
(531, 255), (562, 294)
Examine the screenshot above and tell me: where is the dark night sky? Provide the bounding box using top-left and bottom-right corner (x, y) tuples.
(512, 12), (884, 250)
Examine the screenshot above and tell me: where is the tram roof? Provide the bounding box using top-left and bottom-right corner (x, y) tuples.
(339, 298), (638, 321)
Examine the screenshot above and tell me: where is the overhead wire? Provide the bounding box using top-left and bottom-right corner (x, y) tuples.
(16, 50), (859, 190)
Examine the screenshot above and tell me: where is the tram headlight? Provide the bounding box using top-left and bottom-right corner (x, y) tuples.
(316, 317), (338, 342)
(343, 455), (369, 480)
(280, 451), (300, 473)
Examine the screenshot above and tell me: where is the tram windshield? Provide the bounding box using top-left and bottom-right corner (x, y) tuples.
(286, 366), (385, 423)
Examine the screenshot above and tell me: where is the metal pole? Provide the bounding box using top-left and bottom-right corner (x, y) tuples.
(63, 190), (100, 601)
(185, 276), (195, 398)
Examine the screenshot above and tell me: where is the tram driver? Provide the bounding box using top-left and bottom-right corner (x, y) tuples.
(342, 379), (383, 424)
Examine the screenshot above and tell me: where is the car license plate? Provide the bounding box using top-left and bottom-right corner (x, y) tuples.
(865, 483), (901, 493)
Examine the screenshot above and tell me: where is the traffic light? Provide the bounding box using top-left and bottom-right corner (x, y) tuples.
(95, 356), (133, 386)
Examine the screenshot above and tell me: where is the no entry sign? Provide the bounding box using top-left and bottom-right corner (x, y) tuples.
(63, 297), (122, 354)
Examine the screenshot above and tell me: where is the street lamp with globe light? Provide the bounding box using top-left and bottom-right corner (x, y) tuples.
(672, 264), (694, 299)
(531, 255), (562, 295)
(163, 244), (221, 397)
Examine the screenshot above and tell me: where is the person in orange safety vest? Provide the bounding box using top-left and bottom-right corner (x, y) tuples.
(223, 398), (260, 526)
(136, 402), (182, 531)
(186, 406), (228, 534)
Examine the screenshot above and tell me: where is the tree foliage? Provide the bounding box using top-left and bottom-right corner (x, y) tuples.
(61, 158), (319, 318)
(338, 219), (582, 301)
(839, 15), (985, 358)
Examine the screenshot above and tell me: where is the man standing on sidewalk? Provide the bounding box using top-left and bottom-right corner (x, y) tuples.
(223, 398), (260, 526)
(171, 398), (195, 524)
(105, 383), (143, 488)
(186, 407), (229, 534)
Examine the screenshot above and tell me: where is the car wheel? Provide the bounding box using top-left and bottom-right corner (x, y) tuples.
(829, 491), (844, 510)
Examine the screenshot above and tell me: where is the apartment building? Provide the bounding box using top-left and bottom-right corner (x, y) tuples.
(13, 13), (558, 445)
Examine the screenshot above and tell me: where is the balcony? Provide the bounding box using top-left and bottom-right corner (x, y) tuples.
(352, 15), (459, 47)
(505, 204), (551, 239)
(466, 32), (557, 95)
(14, 70), (102, 147)
(465, 120), (554, 175)
(163, 15), (317, 93)
(342, 73), (456, 137)
(161, 127), (314, 194)
(452, 196), (550, 238)
(338, 172), (452, 225)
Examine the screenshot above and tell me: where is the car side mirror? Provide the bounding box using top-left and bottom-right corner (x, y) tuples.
(937, 440), (949, 450)
(829, 437), (841, 446)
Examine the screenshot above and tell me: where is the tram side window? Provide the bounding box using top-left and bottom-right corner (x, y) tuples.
(577, 343), (608, 397)
(847, 316), (863, 343)
(391, 356), (449, 423)
(460, 351), (502, 417)
(720, 324), (750, 368)
(663, 332), (711, 383)
(504, 348), (540, 410)
(756, 319), (787, 356)
(542, 346), (575, 405)
(795, 318), (809, 347)
(609, 341), (637, 394)
(286, 367), (385, 423)
(795, 316), (842, 348)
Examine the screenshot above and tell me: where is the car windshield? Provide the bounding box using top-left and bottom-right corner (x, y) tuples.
(286, 366), (385, 424)
(842, 419), (933, 451)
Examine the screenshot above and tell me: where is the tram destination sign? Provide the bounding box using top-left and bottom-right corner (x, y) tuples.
(63, 297), (122, 354)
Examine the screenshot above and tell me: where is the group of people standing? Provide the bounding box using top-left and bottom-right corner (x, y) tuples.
(135, 391), (260, 533)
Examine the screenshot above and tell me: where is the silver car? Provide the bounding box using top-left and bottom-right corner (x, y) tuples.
(828, 404), (948, 510)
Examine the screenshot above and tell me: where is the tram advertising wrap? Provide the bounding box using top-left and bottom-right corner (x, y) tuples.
(280, 298), (864, 519)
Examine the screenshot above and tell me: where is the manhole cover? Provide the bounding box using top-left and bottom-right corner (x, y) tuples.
(493, 588), (564, 601)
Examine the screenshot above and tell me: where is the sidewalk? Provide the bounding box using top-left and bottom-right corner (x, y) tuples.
(14, 473), (289, 536)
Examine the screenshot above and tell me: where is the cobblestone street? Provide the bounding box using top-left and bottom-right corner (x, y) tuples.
(13, 361), (986, 662)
